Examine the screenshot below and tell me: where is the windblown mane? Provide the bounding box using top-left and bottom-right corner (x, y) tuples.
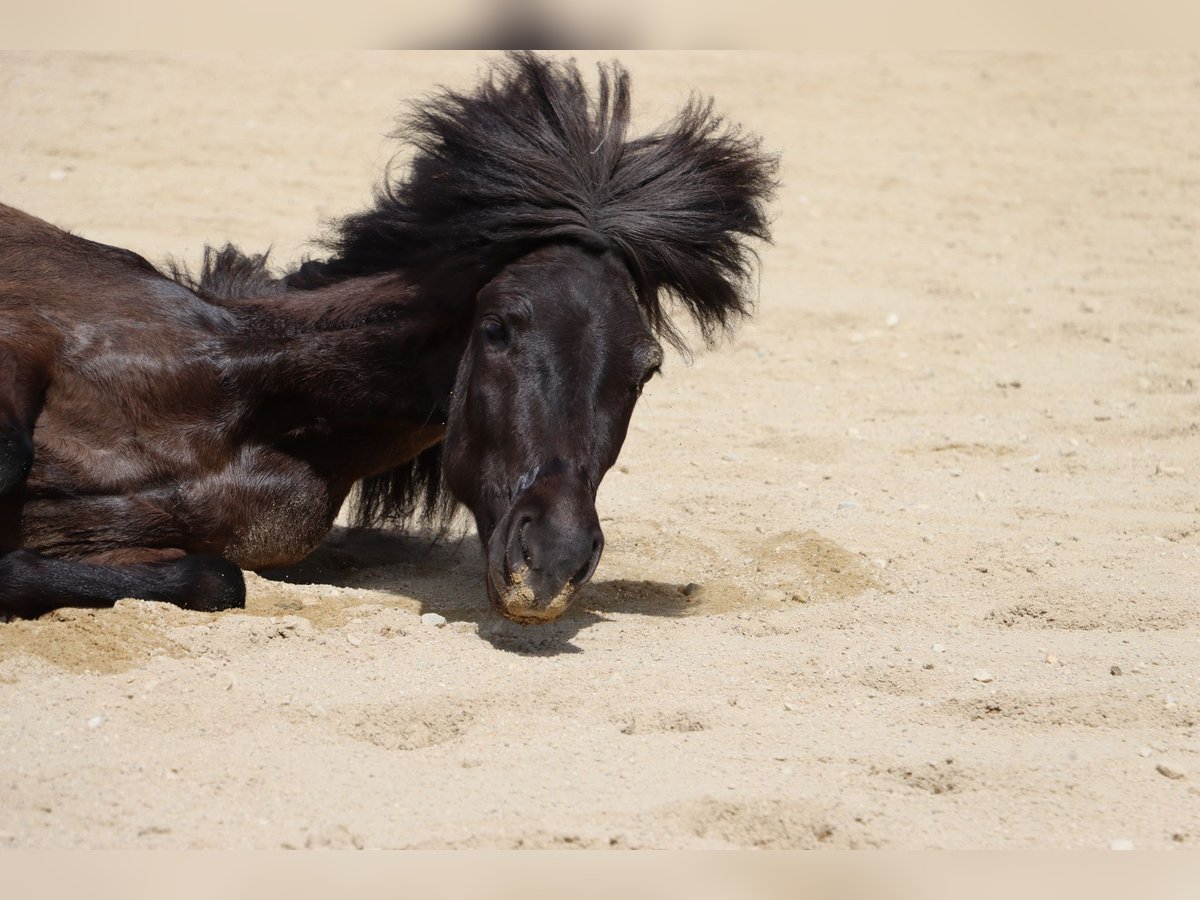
(302, 51), (778, 347)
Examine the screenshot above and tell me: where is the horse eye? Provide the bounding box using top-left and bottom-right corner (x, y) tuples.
(633, 365), (661, 397)
(481, 317), (509, 349)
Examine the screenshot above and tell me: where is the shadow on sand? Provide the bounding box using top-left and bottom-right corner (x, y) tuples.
(255, 526), (708, 656)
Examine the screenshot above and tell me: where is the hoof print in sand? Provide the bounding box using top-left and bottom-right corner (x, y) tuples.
(325, 703), (474, 751)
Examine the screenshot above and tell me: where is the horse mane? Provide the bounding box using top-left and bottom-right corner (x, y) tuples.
(168, 244), (287, 300)
(302, 50), (779, 348)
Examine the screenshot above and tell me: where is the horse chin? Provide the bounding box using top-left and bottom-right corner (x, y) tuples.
(485, 562), (575, 625)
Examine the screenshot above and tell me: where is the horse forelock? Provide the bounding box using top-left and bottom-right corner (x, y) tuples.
(324, 51), (779, 350)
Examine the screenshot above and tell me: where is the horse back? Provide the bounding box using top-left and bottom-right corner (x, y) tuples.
(0, 202), (164, 285)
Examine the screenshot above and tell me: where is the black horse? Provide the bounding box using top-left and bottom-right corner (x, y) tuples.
(0, 52), (776, 624)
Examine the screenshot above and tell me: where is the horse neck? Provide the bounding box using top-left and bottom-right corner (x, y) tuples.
(226, 273), (469, 435)
(226, 272), (419, 329)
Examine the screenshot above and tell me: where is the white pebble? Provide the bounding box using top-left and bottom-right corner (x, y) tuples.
(420, 612), (447, 628)
(87, 715), (105, 729)
(48, 168), (67, 181)
(1137, 747), (1153, 758)
(345, 635), (362, 647)
(1110, 838), (1134, 851)
(933, 643), (946, 653)
(973, 669), (994, 683)
(885, 312), (900, 328)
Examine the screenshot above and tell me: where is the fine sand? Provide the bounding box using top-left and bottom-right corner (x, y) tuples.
(0, 52), (1197, 849)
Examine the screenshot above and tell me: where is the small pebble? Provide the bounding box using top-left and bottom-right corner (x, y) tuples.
(1156, 763), (1186, 780)
(837, 500), (858, 510)
(420, 613), (447, 628)
(48, 168), (67, 181)
(1110, 665), (1122, 676)
(87, 715), (105, 729)
(933, 643), (946, 653)
(1109, 838), (1134, 851)
(885, 312), (900, 328)
(783, 702), (798, 712)
(789, 592), (808, 604)
(682, 582), (703, 598)
(1155, 464), (1183, 477)
(1138, 747), (1153, 758)
(973, 669), (994, 683)
(1045, 654), (1057, 664)
(346, 635), (362, 647)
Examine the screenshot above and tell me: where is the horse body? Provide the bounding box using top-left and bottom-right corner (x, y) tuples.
(0, 52), (776, 623)
(2, 203), (456, 574)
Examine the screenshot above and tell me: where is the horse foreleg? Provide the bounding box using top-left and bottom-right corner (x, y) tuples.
(0, 550), (246, 619)
(0, 424), (33, 494)
(0, 345), (49, 495)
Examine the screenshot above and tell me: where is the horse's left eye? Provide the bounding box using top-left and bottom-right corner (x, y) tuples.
(481, 317), (509, 349)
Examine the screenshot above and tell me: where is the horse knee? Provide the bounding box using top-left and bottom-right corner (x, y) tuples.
(172, 555), (246, 612)
(0, 424), (33, 493)
(0, 549), (39, 581)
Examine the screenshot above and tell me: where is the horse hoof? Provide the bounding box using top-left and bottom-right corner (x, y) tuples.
(173, 555), (247, 612)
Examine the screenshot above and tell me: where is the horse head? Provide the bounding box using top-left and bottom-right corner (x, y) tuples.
(441, 243), (661, 622)
(328, 52), (777, 623)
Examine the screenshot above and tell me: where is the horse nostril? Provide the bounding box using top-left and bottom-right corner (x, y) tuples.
(517, 517), (534, 568)
(571, 536), (604, 586)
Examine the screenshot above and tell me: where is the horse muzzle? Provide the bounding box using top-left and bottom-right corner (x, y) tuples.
(485, 464), (603, 624)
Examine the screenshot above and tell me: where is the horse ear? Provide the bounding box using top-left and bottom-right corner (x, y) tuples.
(607, 94), (779, 346)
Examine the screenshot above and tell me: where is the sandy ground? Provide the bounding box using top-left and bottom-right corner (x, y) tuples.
(0, 52), (1197, 849)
